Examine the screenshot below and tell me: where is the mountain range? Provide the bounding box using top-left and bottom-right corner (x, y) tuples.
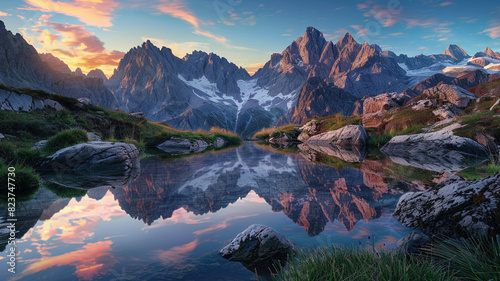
(0, 20), (499, 137)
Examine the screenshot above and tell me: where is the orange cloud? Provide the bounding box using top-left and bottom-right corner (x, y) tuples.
(16, 241), (116, 281)
(23, 0), (118, 27)
(33, 17), (125, 76)
(157, 0), (200, 28)
(0, 11), (12, 16)
(156, 239), (198, 265)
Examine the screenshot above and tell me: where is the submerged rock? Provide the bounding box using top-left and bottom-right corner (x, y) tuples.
(380, 131), (489, 172)
(157, 137), (210, 155)
(220, 224), (297, 269)
(393, 174), (500, 237)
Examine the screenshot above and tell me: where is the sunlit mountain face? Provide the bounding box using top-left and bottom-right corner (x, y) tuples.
(0, 142), (438, 280)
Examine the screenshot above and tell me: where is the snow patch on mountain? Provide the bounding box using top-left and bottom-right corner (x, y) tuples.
(237, 80), (295, 111)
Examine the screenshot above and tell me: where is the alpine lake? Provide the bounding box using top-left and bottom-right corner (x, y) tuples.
(0, 141), (486, 281)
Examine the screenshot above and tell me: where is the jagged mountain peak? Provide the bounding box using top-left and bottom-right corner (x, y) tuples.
(39, 53), (72, 75)
(484, 46), (493, 53)
(336, 32), (357, 49)
(0, 20), (5, 32)
(442, 44), (468, 60)
(87, 68), (107, 80)
(292, 26), (327, 65)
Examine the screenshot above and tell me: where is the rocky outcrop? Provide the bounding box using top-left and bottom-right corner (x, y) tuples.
(394, 174), (500, 237)
(157, 137), (210, 155)
(362, 92), (411, 114)
(381, 131), (489, 172)
(0, 89), (62, 111)
(307, 125), (368, 148)
(220, 224), (297, 268)
(38, 141), (140, 176)
(421, 84), (476, 108)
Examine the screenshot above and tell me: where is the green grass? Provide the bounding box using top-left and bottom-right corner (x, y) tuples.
(253, 124), (300, 140)
(368, 133), (392, 149)
(487, 163), (500, 175)
(274, 246), (452, 281)
(0, 160), (40, 203)
(423, 235), (500, 281)
(383, 108), (438, 136)
(275, 235), (500, 281)
(0, 141), (16, 163)
(44, 129), (89, 154)
(316, 113), (361, 132)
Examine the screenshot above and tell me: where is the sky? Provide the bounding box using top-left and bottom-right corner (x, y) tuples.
(0, 0), (499, 77)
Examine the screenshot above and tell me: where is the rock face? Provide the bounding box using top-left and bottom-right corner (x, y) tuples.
(87, 69), (107, 81)
(157, 137), (210, 155)
(394, 174), (500, 237)
(0, 88), (62, 111)
(220, 224), (297, 268)
(381, 131), (489, 172)
(38, 141), (140, 176)
(421, 83), (476, 108)
(280, 77), (357, 125)
(442, 44), (469, 61)
(307, 125), (368, 148)
(39, 53), (72, 74)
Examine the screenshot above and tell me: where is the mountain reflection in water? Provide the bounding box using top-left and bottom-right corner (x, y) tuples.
(0, 142), (426, 281)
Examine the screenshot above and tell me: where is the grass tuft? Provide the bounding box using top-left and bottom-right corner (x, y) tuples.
(44, 129), (89, 154)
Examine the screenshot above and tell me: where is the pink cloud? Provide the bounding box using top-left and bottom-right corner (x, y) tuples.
(481, 26), (500, 39)
(440, 1), (454, 6)
(23, 0), (118, 27)
(156, 0), (200, 28)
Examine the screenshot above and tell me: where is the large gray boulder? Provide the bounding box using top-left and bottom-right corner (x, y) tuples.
(381, 131), (489, 172)
(307, 125), (368, 148)
(394, 174), (500, 237)
(157, 137), (209, 155)
(38, 141), (139, 176)
(220, 224), (297, 268)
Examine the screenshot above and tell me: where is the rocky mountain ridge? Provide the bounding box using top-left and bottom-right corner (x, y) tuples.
(1, 19), (499, 137)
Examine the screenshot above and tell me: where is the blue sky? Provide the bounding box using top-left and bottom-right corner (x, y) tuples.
(0, 0), (499, 75)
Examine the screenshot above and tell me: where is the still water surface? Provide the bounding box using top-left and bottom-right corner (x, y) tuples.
(1, 142), (427, 280)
